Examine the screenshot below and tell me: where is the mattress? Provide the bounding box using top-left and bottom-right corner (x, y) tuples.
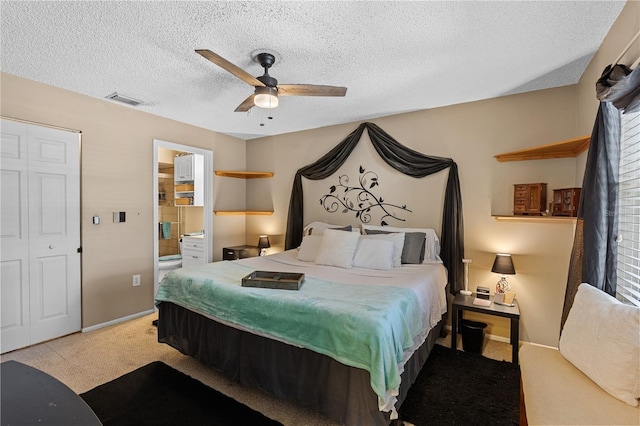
(155, 250), (447, 416)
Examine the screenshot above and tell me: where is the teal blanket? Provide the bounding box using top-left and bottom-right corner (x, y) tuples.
(155, 261), (424, 408)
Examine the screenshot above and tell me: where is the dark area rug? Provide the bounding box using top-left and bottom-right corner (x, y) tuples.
(80, 361), (282, 426)
(399, 344), (520, 426)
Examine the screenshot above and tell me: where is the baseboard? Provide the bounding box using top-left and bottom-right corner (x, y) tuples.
(444, 324), (561, 350)
(521, 341), (559, 350)
(81, 309), (155, 333)
(486, 333), (511, 344)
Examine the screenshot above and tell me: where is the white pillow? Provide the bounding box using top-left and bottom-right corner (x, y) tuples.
(314, 229), (361, 269)
(559, 283), (640, 407)
(352, 238), (394, 270)
(296, 235), (323, 262)
(303, 221), (360, 236)
(360, 232), (405, 268)
(361, 224), (440, 262)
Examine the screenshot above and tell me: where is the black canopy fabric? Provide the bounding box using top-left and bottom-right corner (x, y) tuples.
(284, 122), (465, 294)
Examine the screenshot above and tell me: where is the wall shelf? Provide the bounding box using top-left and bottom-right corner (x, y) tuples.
(492, 215), (577, 224)
(494, 136), (590, 162)
(215, 170), (274, 179)
(214, 210), (273, 216)
(214, 170), (274, 215)
(213, 170), (274, 216)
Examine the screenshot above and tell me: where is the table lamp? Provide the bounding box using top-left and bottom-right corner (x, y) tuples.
(491, 253), (515, 293)
(492, 253), (516, 305)
(258, 235), (270, 256)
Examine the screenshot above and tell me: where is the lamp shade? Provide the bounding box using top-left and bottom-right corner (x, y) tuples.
(257, 235), (271, 250)
(491, 253), (515, 275)
(254, 87), (279, 108)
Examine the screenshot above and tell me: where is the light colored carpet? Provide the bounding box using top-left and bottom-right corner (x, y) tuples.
(0, 313), (512, 425)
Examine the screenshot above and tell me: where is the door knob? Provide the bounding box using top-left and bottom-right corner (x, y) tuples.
(49, 244), (55, 249)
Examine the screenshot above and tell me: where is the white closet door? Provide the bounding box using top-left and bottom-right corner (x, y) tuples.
(0, 120), (81, 353)
(0, 121), (31, 352)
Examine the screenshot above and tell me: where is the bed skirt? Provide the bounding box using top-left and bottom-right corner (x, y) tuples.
(158, 302), (444, 426)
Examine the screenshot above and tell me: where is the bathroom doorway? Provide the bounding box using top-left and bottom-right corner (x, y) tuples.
(152, 139), (213, 302)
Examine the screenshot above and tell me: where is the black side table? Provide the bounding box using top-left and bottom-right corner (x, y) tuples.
(223, 245), (259, 260)
(451, 292), (521, 364)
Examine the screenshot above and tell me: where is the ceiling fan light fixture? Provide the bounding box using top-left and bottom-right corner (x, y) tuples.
(254, 86), (279, 109)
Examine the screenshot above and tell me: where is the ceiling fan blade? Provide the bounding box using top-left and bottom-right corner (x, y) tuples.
(278, 84), (347, 97)
(234, 94), (255, 112)
(195, 49), (265, 87)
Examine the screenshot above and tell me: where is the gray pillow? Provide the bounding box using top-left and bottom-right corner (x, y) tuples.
(365, 230), (426, 264)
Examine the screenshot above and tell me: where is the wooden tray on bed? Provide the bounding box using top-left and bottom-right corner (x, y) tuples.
(242, 271), (305, 290)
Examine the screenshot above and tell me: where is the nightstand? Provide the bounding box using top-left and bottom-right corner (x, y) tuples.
(451, 292), (521, 364)
(223, 245), (259, 260)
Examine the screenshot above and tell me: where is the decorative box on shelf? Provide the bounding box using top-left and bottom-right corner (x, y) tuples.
(513, 183), (547, 216)
(551, 188), (581, 217)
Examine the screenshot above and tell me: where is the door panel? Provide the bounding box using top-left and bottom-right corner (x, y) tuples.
(0, 259), (30, 351)
(30, 255), (73, 343)
(1, 170), (25, 240)
(33, 173), (68, 236)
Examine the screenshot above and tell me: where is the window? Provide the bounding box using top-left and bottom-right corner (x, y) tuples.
(616, 110), (640, 307)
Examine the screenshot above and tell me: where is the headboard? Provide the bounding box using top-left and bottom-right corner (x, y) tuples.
(285, 122), (465, 294)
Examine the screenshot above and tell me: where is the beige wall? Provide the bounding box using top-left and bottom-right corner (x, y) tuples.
(245, 1), (640, 347)
(1, 72), (247, 328)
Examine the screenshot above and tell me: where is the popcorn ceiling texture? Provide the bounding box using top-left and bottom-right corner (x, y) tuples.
(0, 1), (625, 139)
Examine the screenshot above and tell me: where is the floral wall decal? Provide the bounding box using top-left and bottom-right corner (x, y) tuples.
(319, 165), (411, 225)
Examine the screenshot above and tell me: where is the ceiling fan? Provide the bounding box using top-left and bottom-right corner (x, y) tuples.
(195, 49), (347, 112)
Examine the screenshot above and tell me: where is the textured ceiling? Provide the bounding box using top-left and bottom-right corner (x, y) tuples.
(1, 1), (626, 140)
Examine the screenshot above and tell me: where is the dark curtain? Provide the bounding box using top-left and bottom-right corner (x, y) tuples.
(561, 64), (640, 327)
(284, 122), (465, 294)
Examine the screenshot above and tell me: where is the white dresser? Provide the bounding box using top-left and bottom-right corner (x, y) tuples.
(181, 235), (206, 267)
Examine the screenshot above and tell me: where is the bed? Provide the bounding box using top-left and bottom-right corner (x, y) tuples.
(156, 245), (448, 425)
(157, 122), (462, 425)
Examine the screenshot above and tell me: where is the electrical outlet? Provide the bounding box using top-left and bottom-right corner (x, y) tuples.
(132, 274), (140, 287)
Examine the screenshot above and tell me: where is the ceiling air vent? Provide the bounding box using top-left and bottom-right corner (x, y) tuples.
(105, 92), (144, 107)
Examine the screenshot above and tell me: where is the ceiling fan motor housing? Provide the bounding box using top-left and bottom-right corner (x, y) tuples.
(257, 74), (278, 87)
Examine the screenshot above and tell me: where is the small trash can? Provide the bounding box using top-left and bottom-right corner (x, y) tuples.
(461, 319), (487, 353)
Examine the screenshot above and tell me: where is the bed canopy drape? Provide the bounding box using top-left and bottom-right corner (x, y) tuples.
(284, 122), (465, 294)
